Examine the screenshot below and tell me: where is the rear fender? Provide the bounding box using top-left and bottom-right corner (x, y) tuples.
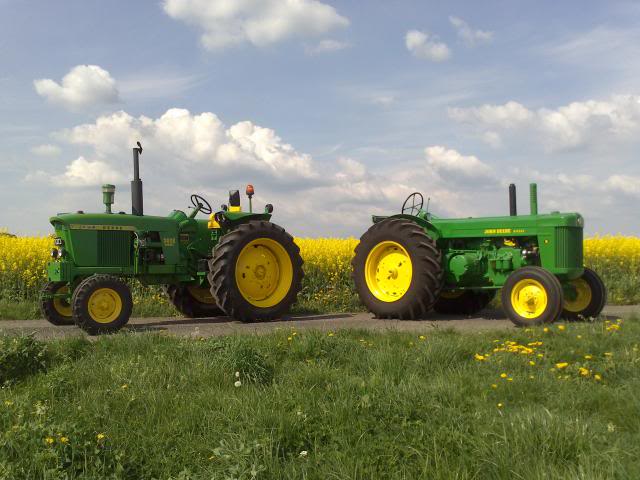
(372, 214), (441, 240)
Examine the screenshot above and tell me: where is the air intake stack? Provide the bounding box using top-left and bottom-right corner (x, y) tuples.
(131, 142), (143, 216)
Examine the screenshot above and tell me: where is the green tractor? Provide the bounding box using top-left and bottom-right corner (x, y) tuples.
(41, 143), (303, 334)
(352, 184), (606, 326)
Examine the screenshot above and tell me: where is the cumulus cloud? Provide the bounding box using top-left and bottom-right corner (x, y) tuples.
(449, 95), (640, 150)
(26, 157), (124, 187)
(44, 108), (318, 186)
(304, 39), (350, 55)
(449, 16), (493, 46)
(31, 144), (61, 157)
(405, 30), (451, 61)
(34, 65), (119, 110)
(162, 0), (349, 50)
(425, 146), (496, 183)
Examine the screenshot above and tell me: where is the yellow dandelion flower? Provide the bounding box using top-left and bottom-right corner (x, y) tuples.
(500, 373), (508, 378)
(45, 437), (55, 445)
(555, 362), (569, 369)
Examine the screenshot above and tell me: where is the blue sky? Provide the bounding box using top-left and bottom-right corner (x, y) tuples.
(2, 0), (639, 236)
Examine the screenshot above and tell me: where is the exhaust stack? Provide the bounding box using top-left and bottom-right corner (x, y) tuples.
(530, 183), (538, 215)
(131, 142), (143, 216)
(508, 183), (517, 216)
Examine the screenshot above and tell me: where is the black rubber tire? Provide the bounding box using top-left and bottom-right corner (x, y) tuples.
(72, 275), (133, 335)
(207, 221), (304, 322)
(562, 267), (607, 320)
(501, 267), (564, 327)
(352, 218), (444, 319)
(163, 284), (224, 318)
(40, 281), (74, 326)
(434, 290), (496, 315)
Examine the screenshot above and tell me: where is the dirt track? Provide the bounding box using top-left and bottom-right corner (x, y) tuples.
(0, 305), (637, 340)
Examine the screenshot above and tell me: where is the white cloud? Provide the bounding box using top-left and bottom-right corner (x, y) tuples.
(47, 108), (318, 185)
(34, 65), (119, 110)
(425, 145), (495, 181)
(31, 144), (61, 157)
(163, 0), (349, 50)
(449, 95), (640, 150)
(605, 174), (640, 197)
(405, 30), (451, 62)
(304, 39), (349, 55)
(449, 16), (493, 46)
(27, 157), (124, 187)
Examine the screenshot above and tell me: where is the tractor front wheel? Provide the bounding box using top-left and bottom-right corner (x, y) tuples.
(40, 281), (74, 326)
(208, 221), (303, 322)
(434, 290), (496, 315)
(562, 268), (606, 319)
(352, 218), (444, 319)
(164, 283), (224, 318)
(72, 275), (133, 335)
(502, 267), (563, 326)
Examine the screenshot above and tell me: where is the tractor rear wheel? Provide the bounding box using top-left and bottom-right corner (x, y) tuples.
(352, 218), (444, 319)
(502, 267), (563, 326)
(164, 284), (224, 318)
(40, 281), (74, 326)
(72, 275), (133, 335)
(562, 267), (606, 319)
(207, 221), (303, 322)
(434, 290), (496, 315)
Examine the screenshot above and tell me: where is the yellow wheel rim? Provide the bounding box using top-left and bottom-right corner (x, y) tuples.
(440, 290), (465, 300)
(510, 279), (548, 319)
(187, 285), (217, 304)
(365, 241), (412, 302)
(87, 288), (123, 324)
(53, 285), (72, 317)
(235, 238), (293, 308)
(564, 278), (592, 313)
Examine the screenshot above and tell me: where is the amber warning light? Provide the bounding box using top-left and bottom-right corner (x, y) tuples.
(246, 184), (255, 197)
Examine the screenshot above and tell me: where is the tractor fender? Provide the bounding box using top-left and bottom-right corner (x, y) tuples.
(372, 214), (441, 241)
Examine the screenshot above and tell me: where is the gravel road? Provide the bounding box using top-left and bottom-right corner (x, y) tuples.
(0, 305), (637, 340)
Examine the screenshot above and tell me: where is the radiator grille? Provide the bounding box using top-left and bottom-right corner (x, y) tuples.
(97, 231), (131, 266)
(555, 227), (583, 269)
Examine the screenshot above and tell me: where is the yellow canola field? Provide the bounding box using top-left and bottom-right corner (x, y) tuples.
(0, 234), (638, 300)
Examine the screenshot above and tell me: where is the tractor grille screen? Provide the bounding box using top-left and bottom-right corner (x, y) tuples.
(554, 227), (583, 269)
(97, 231), (132, 266)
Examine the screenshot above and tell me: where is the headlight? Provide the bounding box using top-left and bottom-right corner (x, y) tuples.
(51, 248), (59, 259)
(54, 237), (64, 246)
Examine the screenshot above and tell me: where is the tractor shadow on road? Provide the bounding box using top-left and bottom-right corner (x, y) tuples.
(123, 313), (356, 333)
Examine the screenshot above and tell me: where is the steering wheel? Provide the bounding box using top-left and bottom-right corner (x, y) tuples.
(402, 192), (424, 216)
(190, 194), (212, 215)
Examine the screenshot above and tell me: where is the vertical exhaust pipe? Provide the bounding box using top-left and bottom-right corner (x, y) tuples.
(530, 183), (538, 215)
(509, 183), (517, 216)
(131, 142), (143, 216)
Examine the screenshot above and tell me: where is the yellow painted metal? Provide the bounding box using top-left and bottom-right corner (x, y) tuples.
(365, 241), (412, 302)
(53, 285), (72, 317)
(564, 278), (592, 313)
(228, 206), (241, 212)
(235, 238), (293, 307)
(187, 285), (217, 304)
(510, 278), (548, 319)
(207, 214), (220, 229)
(87, 287), (123, 324)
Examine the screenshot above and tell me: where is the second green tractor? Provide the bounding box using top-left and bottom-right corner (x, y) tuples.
(352, 184), (606, 326)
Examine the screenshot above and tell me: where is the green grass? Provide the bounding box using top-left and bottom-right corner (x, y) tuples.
(1, 318), (638, 479)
